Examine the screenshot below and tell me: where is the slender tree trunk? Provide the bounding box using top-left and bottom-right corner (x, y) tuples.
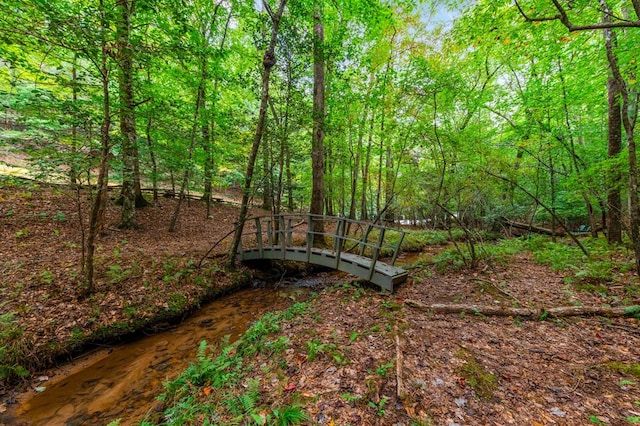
(607, 77), (623, 244)
(286, 144), (294, 212)
(117, 0), (139, 228)
(70, 56), (80, 186)
(145, 109), (158, 202)
(384, 144), (394, 223)
(169, 68), (205, 232)
(558, 58), (600, 237)
(601, 1), (640, 271)
(202, 110), (213, 215)
(269, 71), (291, 216)
(361, 112), (374, 220)
(549, 147), (557, 242)
(262, 130), (273, 211)
(229, 0), (288, 264)
(203, 5), (232, 219)
(349, 104), (368, 220)
(325, 139), (334, 216)
(83, 1), (111, 295)
(310, 0), (326, 243)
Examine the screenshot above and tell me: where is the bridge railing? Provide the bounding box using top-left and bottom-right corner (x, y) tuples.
(238, 214), (406, 269)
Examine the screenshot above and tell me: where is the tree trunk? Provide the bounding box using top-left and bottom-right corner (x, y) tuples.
(286, 144), (294, 212)
(169, 64), (206, 232)
(607, 76), (623, 244)
(349, 104), (368, 220)
(262, 130), (273, 211)
(361, 112), (374, 220)
(601, 2), (640, 272)
(310, 0), (326, 244)
(117, 0), (139, 229)
(83, 0), (111, 295)
(384, 144), (394, 223)
(203, 5), (232, 219)
(229, 0), (288, 264)
(145, 109), (158, 202)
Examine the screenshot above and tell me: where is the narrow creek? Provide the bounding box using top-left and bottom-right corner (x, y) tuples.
(11, 286), (311, 425)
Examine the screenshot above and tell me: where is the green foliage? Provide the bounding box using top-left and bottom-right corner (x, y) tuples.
(52, 210), (66, 222)
(0, 312), (29, 380)
(603, 362), (640, 379)
(305, 338), (327, 361)
(224, 384), (259, 416)
(431, 247), (469, 271)
(368, 396), (389, 417)
(371, 361), (394, 377)
(14, 228), (29, 239)
(398, 229), (464, 253)
(272, 405), (308, 425)
(341, 392), (363, 405)
(159, 302), (310, 424)
(167, 293), (188, 315)
(38, 270), (54, 285)
(106, 264), (132, 285)
(519, 236), (635, 288)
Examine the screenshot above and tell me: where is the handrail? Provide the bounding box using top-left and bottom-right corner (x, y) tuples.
(238, 214), (405, 266)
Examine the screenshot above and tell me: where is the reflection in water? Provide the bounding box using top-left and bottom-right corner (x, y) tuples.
(16, 287), (307, 425)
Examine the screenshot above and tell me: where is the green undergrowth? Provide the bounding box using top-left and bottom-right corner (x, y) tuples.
(144, 300), (313, 425)
(420, 235), (639, 296)
(601, 362), (640, 379)
(0, 312), (30, 380)
(398, 229), (464, 251)
(420, 236), (524, 272)
(369, 228), (481, 258)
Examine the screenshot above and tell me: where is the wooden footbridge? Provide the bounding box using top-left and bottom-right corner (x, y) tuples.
(237, 214), (408, 292)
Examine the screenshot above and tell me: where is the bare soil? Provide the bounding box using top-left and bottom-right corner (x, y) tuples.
(1, 183), (640, 425)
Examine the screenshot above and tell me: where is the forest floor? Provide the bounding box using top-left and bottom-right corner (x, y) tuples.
(1, 180), (640, 425)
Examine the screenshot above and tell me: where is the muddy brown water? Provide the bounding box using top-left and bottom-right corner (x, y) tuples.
(10, 287), (310, 425)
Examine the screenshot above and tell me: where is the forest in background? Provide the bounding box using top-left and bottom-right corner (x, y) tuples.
(1, 0), (639, 270)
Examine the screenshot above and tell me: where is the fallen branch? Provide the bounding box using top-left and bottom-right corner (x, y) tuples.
(395, 334), (404, 400)
(405, 300), (640, 319)
(500, 217), (564, 236)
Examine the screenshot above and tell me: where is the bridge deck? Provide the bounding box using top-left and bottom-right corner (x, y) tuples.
(240, 246), (408, 291)
(237, 215), (409, 292)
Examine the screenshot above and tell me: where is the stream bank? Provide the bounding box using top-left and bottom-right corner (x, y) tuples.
(9, 286), (314, 425)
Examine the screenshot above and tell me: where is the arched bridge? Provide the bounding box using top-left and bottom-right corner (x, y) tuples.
(237, 214), (408, 292)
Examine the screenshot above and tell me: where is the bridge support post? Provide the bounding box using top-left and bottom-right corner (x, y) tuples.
(306, 215), (313, 263)
(368, 227), (386, 282)
(279, 215), (286, 259)
(266, 218), (273, 246)
(359, 224), (373, 257)
(255, 218), (264, 258)
(334, 218), (346, 269)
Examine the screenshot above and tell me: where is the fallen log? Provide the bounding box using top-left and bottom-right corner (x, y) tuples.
(405, 300), (640, 319)
(500, 217), (564, 236)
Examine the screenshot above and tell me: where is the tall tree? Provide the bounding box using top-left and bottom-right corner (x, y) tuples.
(116, 0), (147, 229)
(310, 0), (326, 242)
(607, 76), (623, 244)
(229, 0), (289, 263)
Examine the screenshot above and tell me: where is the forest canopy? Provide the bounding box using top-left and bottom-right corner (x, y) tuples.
(1, 0), (639, 265)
